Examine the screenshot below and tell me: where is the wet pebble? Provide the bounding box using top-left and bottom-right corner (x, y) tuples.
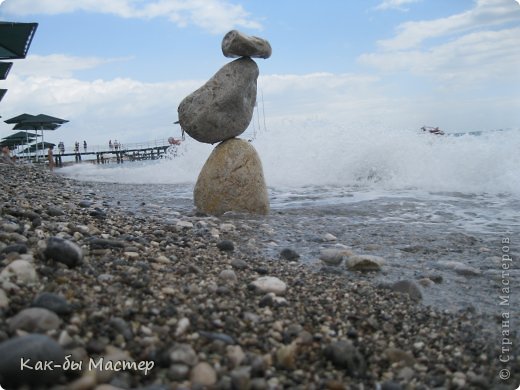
(280, 248), (300, 261)
(321, 233), (337, 242)
(217, 239), (235, 252)
(8, 307), (62, 333)
(319, 248), (345, 266)
(391, 280), (423, 301)
(32, 292), (72, 315)
(437, 260), (481, 276)
(346, 254), (384, 272)
(44, 237), (83, 267)
(0, 334), (66, 387)
(78, 200), (93, 208)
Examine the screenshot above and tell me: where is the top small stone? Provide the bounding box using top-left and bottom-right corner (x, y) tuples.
(222, 30), (272, 59)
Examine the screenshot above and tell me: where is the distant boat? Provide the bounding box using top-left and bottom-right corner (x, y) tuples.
(421, 126), (445, 135)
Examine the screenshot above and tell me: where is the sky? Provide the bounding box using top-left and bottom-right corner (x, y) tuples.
(0, 0), (519, 150)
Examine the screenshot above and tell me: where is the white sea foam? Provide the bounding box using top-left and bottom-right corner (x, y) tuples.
(60, 120), (520, 196)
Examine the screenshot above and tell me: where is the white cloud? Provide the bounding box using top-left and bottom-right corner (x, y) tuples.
(359, 0), (520, 91)
(9, 54), (132, 78)
(359, 27), (520, 85)
(375, 0), (421, 12)
(377, 0), (520, 51)
(0, 0), (261, 34)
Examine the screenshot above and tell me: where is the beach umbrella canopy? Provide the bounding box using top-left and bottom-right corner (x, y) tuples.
(0, 89), (6, 103)
(20, 141), (55, 154)
(0, 62), (12, 80)
(13, 122), (60, 131)
(5, 113), (68, 160)
(24, 113), (69, 125)
(1, 131), (40, 150)
(0, 22), (38, 60)
(2, 131), (40, 141)
(4, 113), (34, 124)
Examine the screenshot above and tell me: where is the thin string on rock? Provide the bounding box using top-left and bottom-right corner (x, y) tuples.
(255, 98), (261, 140)
(261, 87), (268, 133)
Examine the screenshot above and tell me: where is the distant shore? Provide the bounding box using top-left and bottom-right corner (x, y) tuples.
(0, 162), (517, 389)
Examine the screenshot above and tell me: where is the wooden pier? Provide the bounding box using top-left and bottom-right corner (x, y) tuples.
(54, 145), (171, 167)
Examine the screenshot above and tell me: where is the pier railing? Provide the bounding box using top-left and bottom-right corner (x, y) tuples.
(57, 138), (172, 154)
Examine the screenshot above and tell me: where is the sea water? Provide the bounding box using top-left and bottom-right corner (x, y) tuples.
(59, 122), (520, 317)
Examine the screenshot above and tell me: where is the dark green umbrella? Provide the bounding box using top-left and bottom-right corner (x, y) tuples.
(0, 89), (6, 103)
(2, 131), (40, 142)
(0, 22), (38, 60)
(0, 131), (40, 153)
(13, 122), (60, 131)
(0, 62), (12, 80)
(4, 113), (34, 124)
(5, 113), (68, 160)
(20, 141), (55, 154)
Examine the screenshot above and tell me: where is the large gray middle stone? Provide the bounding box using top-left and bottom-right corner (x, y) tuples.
(178, 57), (259, 144)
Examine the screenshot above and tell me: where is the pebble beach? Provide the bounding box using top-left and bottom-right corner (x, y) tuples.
(0, 163), (518, 389)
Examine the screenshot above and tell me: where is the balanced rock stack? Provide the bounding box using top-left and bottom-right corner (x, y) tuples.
(178, 30), (271, 216)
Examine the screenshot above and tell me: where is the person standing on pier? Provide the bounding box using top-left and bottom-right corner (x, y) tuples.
(109, 140), (113, 151)
(83, 141), (87, 152)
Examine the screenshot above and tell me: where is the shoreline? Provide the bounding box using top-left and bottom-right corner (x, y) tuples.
(0, 163), (517, 389)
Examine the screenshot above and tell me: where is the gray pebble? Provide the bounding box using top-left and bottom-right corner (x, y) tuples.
(231, 366), (251, 389)
(169, 343), (198, 366)
(44, 237), (83, 267)
(1, 243), (27, 255)
(231, 259), (248, 270)
(168, 364), (190, 381)
(280, 248), (300, 261)
(109, 317), (133, 341)
(217, 240), (235, 252)
(32, 292), (72, 315)
(8, 307), (62, 333)
(46, 206), (65, 216)
(382, 381), (403, 390)
(78, 200), (92, 208)
(391, 280), (423, 301)
(319, 248), (344, 266)
(0, 334), (66, 387)
(324, 340), (366, 377)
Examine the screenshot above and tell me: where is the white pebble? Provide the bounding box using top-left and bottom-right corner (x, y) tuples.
(0, 260), (38, 284)
(175, 317), (190, 337)
(251, 276), (287, 295)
